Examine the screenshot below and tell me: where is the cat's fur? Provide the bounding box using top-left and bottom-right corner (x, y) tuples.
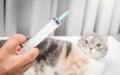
(0, 33), (108, 75)
(34, 38), (88, 75)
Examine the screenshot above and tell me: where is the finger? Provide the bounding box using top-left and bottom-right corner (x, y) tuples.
(1, 34), (26, 53)
(16, 45), (21, 51)
(15, 45), (22, 55)
(18, 48), (39, 66)
(20, 62), (33, 73)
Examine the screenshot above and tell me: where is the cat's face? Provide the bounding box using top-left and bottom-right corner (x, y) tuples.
(78, 33), (108, 60)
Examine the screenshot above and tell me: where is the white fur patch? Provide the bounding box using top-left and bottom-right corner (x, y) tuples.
(43, 66), (56, 75)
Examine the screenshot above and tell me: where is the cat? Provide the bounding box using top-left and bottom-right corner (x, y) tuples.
(33, 37), (88, 75)
(0, 33), (108, 75)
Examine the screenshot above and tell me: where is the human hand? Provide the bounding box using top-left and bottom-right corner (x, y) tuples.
(0, 34), (39, 75)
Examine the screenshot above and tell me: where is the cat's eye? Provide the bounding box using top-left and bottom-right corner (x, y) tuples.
(96, 43), (101, 47)
(84, 40), (89, 44)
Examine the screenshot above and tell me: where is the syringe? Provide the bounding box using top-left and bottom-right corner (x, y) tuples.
(18, 10), (69, 54)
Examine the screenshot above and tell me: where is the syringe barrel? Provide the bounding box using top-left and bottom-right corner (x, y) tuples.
(18, 18), (60, 54)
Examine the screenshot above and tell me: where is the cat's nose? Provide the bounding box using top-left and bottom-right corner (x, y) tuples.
(90, 48), (93, 50)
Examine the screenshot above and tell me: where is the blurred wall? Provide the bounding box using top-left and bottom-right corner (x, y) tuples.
(0, 0), (120, 36)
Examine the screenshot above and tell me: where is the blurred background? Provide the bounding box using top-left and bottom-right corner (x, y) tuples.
(0, 0), (120, 40)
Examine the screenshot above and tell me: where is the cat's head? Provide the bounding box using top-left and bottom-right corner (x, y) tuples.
(78, 33), (108, 60)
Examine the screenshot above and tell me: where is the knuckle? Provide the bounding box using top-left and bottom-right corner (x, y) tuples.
(12, 34), (26, 40)
(11, 34), (26, 43)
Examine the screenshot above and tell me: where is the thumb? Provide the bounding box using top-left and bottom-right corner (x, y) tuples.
(17, 48), (39, 67)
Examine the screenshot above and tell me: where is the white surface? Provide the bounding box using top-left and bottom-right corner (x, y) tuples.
(24, 36), (120, 75)
(104, 36), (120, 75)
